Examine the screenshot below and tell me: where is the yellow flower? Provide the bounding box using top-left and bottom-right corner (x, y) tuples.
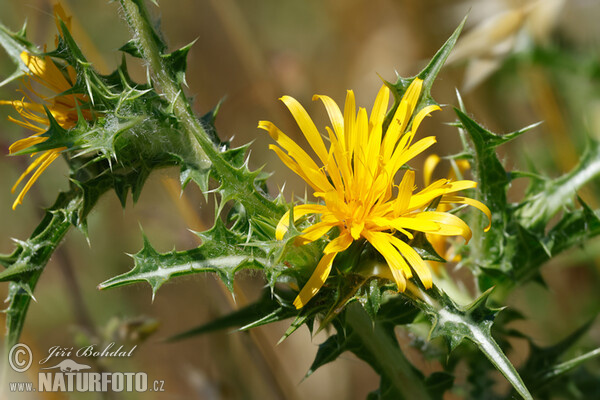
(260, 78), (491, 309)
(1, 5), (88, 209)
(423, 155), (472, 268)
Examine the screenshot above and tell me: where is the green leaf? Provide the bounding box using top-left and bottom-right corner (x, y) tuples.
(519, 319), (595, 392)
(306, 331), (347, 378)
(167, 290), (295, 342)
(0, 21), (36, 86)
(119, 39), (143, 58)
(537, 347), (600, 384)
(1, 177), (112, 348)
(98, 220), (267, 298)
(545, 197), (600, 257)
(384, 16), (466, 132)
(417, 16), (466, 103)
(161, 39), (197, 86)
(278, 313), (311, 344)
(305, 303), (431, 399)
(404, 283), (533, 400)
(517, 140), (600, 232)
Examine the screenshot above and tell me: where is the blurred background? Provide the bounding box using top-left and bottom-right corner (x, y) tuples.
(0, 0), (599, 398)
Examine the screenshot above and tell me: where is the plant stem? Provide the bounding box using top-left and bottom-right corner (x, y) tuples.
(120, 0), (281, 220)
(345, 302), (431, 400)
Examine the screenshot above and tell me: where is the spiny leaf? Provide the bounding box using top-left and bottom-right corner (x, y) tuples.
(306, 332), (347, 378)
(306, 303), (432, 399)
(167, 290), (294, 342)
(98, 220), (267, 297)
(517, 140), (600, 232)
(545, 196), (600, 256)
(537, 347), (600, 383)
(161, 39), (197, 86)
(119, 39), (143, 58)
(453, 109), (512, 212)
(383, 16), (466, 132)
(417, 16), (466, 103)
(520, 319), (594, 386)
(405, 283), (533, 400)
(1, 179), (110, 349)
(0, 21), (36, 86)
(278, 313), (311, 344)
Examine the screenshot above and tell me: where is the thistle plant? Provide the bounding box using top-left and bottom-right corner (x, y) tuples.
(1, 1), (599, 399)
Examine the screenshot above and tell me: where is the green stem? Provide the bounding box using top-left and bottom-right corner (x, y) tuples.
(1, 190), (81, 348)
(0, 187), (93, 390)
(404, 283), (533, 400)
(120, 0), (280, 220)
(345, 302), (431, 400)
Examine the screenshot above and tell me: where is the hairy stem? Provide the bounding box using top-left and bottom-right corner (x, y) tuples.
(345, 302), (431, 400)
(120, 0), (280, 220)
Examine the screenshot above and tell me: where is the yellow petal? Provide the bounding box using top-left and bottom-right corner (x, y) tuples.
(259, 121), (333, 191)
(269, 145), (330, 192)
(387, 136), (437, 178)
(369, 84), (390, 129)
(293, 251), (336, 309)
(280, 95), (329, 165)
(323, 127), (345, 194)
(394, 170), (415, 215)
(276, 204), (329, 240)
(12, 149), (63, 209)
(297, 221), (337, 245)
(350, 220), (364, 240)
(313, 94), (345, 146)
(20, 52), (71, 94)
(441, 195), (492, 231)
(353, 107), (369, 195)
(324, 231), (354, 254)
(364, 231), (413, 285)
(371, 216), (440, 233)
(408, 179), (478, 211)
(411, 104), (441, 136)
(9, 135), (48, 154)
(344, 90), (356, 156)
(259, 120), (320, 173)
(423, 154), (441, 187)
(395, 78), (423, 136)
(293, 232), (353, 309)
(387, 235), (432, 289)
(413, 211), (472, 242)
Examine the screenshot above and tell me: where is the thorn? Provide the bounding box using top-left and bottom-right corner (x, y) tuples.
(455, 88), (466, 113)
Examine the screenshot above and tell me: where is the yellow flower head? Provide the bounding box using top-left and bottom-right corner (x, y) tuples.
(1, 5), (88, 209)
(260, 78), (491, 309)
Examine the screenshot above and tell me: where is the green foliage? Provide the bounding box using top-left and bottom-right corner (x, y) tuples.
(454, 110), (600, 294)
(0, 21), (36, 86)
(98, 220), (267, 296)
(0, 2), (599, 399)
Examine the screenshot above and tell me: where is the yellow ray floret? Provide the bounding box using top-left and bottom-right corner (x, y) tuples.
(2, 6), (89, 209)
(260, 78), (491, 309)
